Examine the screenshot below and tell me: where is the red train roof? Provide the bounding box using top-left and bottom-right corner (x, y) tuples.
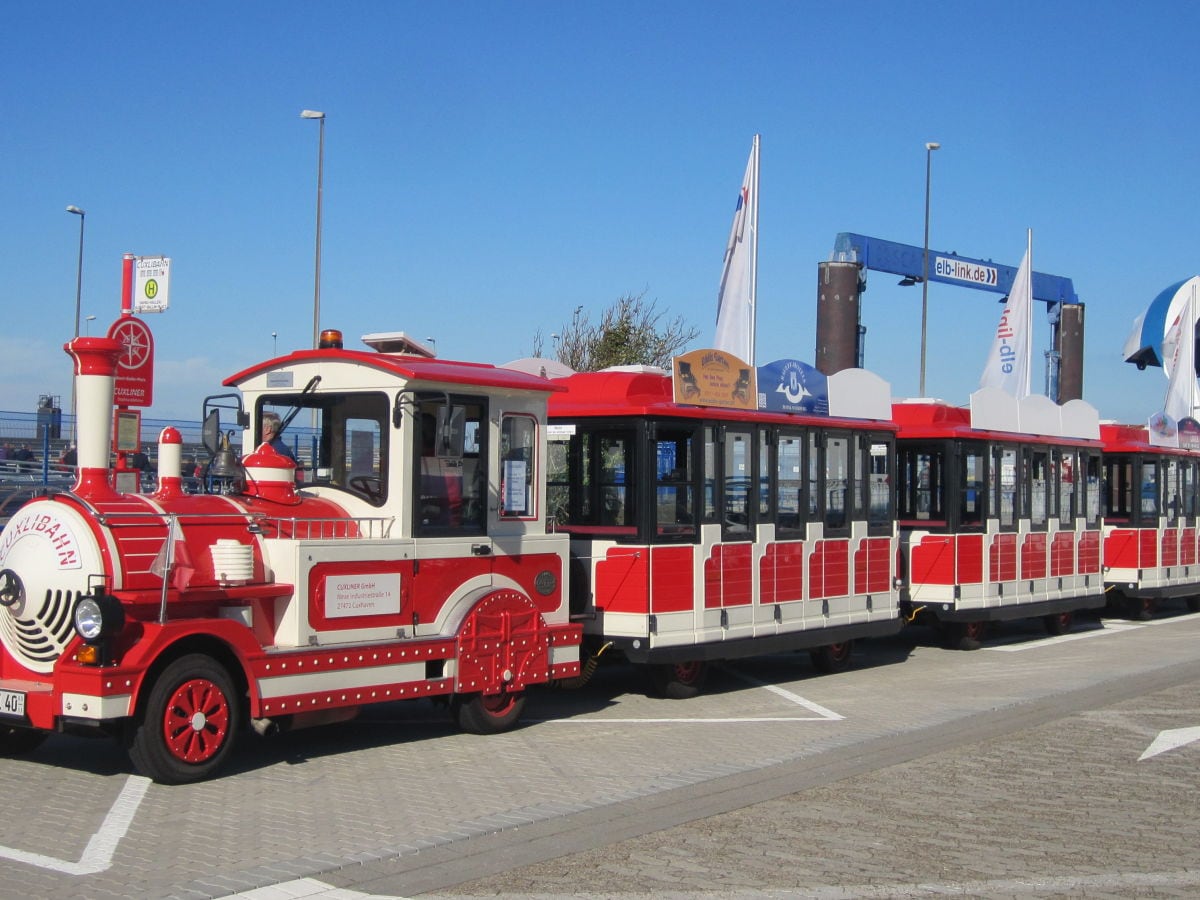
(891, 400), (1103, 448)
(548, 369), (896, 431)
(225, 348), (565, 395)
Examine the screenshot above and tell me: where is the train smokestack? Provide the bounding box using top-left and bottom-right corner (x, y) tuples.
(64, 337), (123, 496)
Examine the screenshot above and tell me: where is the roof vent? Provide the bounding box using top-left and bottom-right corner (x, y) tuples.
(361, 332), (437, 357)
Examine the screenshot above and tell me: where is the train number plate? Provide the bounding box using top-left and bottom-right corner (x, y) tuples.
(0, 690), (26, 718)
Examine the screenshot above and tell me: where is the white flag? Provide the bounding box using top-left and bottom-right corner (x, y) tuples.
(1163, 282), (1200, 422)
(979, 229), (1033, 397)
(714, 135), (759, 363)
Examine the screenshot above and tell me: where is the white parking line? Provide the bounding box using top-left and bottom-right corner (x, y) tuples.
(214, 879), (406, 899)
(0, 775), (149, 875)
(986, 620), (1143, 652)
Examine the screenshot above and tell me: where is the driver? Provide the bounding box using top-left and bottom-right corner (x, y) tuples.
(261, 412), (299, 466)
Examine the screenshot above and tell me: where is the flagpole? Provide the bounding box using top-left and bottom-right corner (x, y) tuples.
(1024, 227), (1033, 396)
(749, 134), (759, 366)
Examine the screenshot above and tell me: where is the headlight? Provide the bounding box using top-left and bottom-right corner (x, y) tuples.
(74, 597), (105, 641)
(72, 589), (125, 646)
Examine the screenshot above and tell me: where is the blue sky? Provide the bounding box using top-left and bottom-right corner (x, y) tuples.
(2, 2), (1197, 424)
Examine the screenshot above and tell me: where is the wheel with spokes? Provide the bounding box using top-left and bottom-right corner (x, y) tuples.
(810, 641), (854, 674)
(649, 660), (708, 699)
(452, 691), (526, 734)
(127, 654), (239, 784)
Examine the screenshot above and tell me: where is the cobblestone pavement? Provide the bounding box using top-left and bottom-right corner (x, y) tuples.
(424, 677), (1200, 899)
(1, 611), (1199, 899)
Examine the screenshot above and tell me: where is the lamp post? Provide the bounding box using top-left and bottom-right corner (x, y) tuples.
(85, 315), (96, 335)
(66, 205), (86, 441)
(301, 110), (326, 349)
(272, 331), (278, 355)
(918, 142), (940, 397)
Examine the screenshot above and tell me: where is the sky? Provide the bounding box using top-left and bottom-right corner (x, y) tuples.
(3, 1), (1198, 425)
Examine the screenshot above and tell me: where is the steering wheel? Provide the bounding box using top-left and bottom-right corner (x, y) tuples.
(349, 475), (384, 504)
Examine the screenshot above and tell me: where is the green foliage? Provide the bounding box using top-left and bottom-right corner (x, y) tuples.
(535, 292), (698, 372)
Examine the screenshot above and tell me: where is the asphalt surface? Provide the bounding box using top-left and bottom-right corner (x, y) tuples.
(1, 608), (1199, 899)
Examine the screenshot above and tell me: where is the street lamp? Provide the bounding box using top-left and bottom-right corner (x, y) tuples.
(918, 142), (940, 397)
(66, 205), (86, 441)
(301, 110), (326, 349)
(272, 331), (278, 355)
(66, 206), (86, 338)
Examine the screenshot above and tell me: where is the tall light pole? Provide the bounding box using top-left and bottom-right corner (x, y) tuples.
(67, 206), (86, 338)
(66, 205), (86, 441)
(301, 110), (326, 349)
(918, 142), (940, 397)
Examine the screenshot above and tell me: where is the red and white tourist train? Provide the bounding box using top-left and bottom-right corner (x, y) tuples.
(0, 331), (1196, 783)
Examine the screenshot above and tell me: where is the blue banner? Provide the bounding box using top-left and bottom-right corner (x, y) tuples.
(757, 359), (828, 415)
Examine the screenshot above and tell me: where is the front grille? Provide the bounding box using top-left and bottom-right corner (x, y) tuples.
(0, 588), (78, 674)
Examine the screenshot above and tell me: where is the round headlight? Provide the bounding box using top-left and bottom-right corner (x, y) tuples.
(74, 597), (105, 641)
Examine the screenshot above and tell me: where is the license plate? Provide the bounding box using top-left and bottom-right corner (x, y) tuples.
(0, 689), (26, 718)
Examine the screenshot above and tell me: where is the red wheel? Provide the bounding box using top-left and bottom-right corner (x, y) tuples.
(810, 640), (854, 674)
(1124, 596), (1157, 620)
(128, 654), (239, 784)
(452, 691), (526, 734)
(649, 660), (708, 699)
(1043, 611), (1074, 635)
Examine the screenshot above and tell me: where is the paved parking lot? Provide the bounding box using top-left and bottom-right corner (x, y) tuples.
(2, 611), (1200, 899)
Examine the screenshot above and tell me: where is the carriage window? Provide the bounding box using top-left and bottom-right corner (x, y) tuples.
(500, 414), (537, 519)
(1164, 458), (1181, 524)
(1029, 450), (1050, 528)
(776, 433), (804, 538)
(1084, 453), (1102, 526)
(898, 444), (943, 523)
(1141, 459), (1159, 520)
(824, 435), (849, 532)
(807, 432), (821, 521)
(546, 425), (638, 539)
(1103, 456), (1134, 521)
(704, 427), (718, 525)
(1057, 449), (1074, 525)
(723, 429), (753, 540)
(759, 428), (772, 520)
(866, 439), (892, 529)
(996, 447), (1018, 529)
(654, 427), (696, 541)
(415, 396), (487, 536)
(1183, 460), (1198, 521)
(547, 432), (570, 526)
(960, 447), (986, 529)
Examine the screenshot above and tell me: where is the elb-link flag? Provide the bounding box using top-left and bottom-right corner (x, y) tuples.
(979, 229), (1033, 397)
(714, 135), (759, 363)
(1163, 280), (1200, 423)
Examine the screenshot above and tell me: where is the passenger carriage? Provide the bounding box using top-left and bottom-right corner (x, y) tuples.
(546, 364), (902, 695)
(1100, 421), (1200, 617)
(893, 388), (1106, 647)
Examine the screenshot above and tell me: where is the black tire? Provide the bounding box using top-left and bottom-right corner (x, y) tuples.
(1124, 595), (1156, 621)
(0, 725), (47, 756)
(1043, 611), (1074, 635)
(944, 621), (985, 651)
(452, 691), (526, 734)
(648, 660), (708, 699)
(127, 654), (240, 785)
(810, 640), (854, 674)
(1186, 596), (1200, 613)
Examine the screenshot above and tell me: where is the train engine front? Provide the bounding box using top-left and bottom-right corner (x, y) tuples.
(0, 332), (579, 783)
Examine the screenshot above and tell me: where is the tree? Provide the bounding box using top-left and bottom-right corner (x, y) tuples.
(534, 292), (699, 372)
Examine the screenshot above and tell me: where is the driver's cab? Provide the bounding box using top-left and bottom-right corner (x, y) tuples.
(220, 334), (556, 542)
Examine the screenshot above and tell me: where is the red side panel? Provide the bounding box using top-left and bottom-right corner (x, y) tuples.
(1050, 532), (1075, 577)
(1140, 529), (1159, 568)
(719, 543), (753, 606)
(810, 540), (849, 599)
(1078, 530), (1101, 573)
(596, 547), (649, 613)
(991, 533), (1018, 582)
(1104, 529), (1138, 570)
(650, 546), (694, 613)
(1182, 528), (1196, 566)
(1021, 532), (1048, 580)
(1161, 529), (1179, 568)
(760, 542), (804, 604)
(911, 535), (955, 585)
(854, 537), (892, 594)
(956, 534), (984, 584)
